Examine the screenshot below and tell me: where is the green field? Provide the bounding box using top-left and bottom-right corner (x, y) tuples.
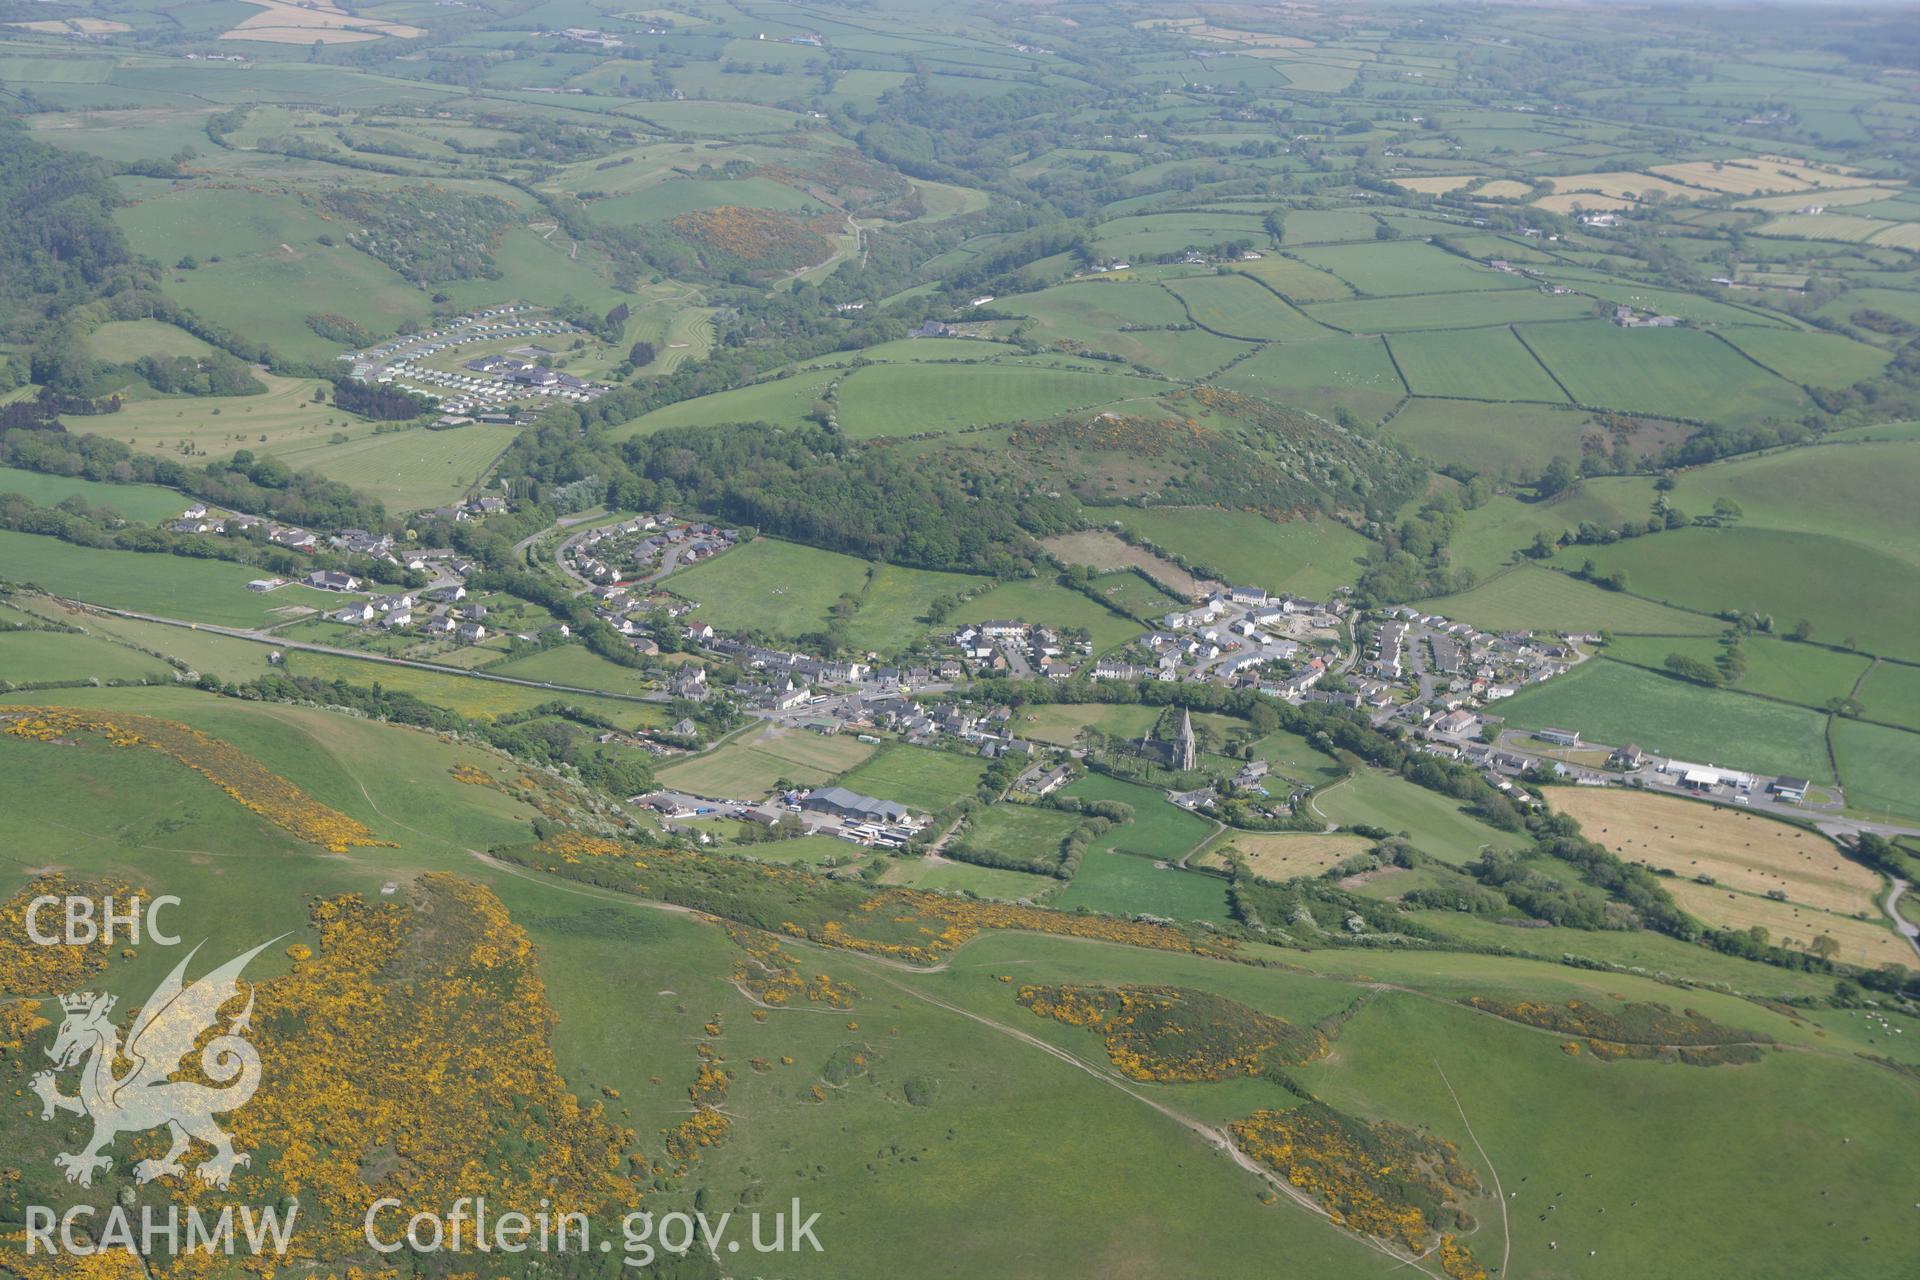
(280, 649), (662, 729)
(1443, 479), (1660, 579)
(0, 628), (175, 685)
(613, 369), (839, 437)
(0, 466), (188, 525)
(955, 576), (1141, 652)
(1856, 660), (1920, 732)
(1383, 399), (1615, 475)
(1551, 526), (1920, 662)
(87, 318), (218, 363)
(485, 643), (657, 696)
(1291, 240), (1533, 296)
(1422, 566), (1723, 635)
(1049, 775), (1230, 922)
(1518, 321), (1808, 424)
(263, 423), (520, 514)
(1669, 443), (1920, 570)
(1212, 335), (1406, 422)
(657, 724), (876, 799)
(1233, 256), (1354, 302)
(0, 530), (339, 626)
(1604, 633), (1871, 711)
(1311, 769), (1525, 864)
(1831, 718), (1920, 825)
(1308, 289), (1594, 333)
(837, 744), (990, 813)
(1110, 508), (1370, 598)
(1163, 273), (1332, 341)
(962, 802), (1085, 862)
(1388, 327), (1570, 401)
(1008, 702), (1163, 747)
(1498, 658), (1836, 781)
(665, 537), (982, 654)
(1720, 327), (1893, 388)
(999, 280), (1250, 378)
(834, 363), (1157, 437)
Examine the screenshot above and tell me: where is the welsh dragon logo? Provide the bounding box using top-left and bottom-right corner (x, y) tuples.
(32, 939), (279, 1189)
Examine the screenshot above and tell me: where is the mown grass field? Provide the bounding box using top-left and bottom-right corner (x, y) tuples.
(1663, 877), (1903, 970)
(1498, 658), (1835, 782)
(1110, 507), (1369, 598)
(72, 370), (348, 459)
(1545, 788), (1881, 915)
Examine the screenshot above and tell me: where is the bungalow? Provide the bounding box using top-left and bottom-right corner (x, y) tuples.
(1431, 709), (1482, 738)
(307, 570), (363, 592)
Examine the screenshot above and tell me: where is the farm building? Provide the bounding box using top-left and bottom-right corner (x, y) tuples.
(802, 786), (910, 824)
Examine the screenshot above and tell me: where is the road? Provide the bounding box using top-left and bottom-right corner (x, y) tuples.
(1877, 878), (1920, 964)
(50, 598), (666, 707)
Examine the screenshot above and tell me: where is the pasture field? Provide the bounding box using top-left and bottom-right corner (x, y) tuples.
(1381, 399), (1608, 475)
(1441, 478), (1660, 580)
(87, 319), (217, 363)
(1307, 288), (1593, 333)
(837, 743), (990, 813)
(10, 598), (287, 682)
(1517, 321), (1807, 424)
(1420, 566), (1721, 635)
(1108, 508), (1370, 599)
(1162, 274), (1330, 341)
(1039, 530), (1204, 598)
(0, 629), (174, 685)
(263, 423), (519, 513)
(879, 855), (1060, 900)
(1289, 240), (1532, 296)
(1545, 789), (1881, 916)
(75, 370), (349, 460)
(1251, 729), (1347, 786)
(1197, 831), (1375, 880)
(1310, 768), (1523, 864)
(963, 802), (1085, 862)
(665, 537), (980, 654)
(0, 531), (338, 626)
(1211, 336), (1405, 422)
(1082, 570), (1183, 621)
(1663, 877), (1903, 970)
(1387, 327), (1568, 401)
(954, 577), (1140, 652)
(833, 363), (1157, 437)
(657, 724), (875, 799)
(0, 467), (188, 524)
(1668, 442), (1920, 570)
(1232, 255), (1354, 302)
(1603, 633), (1870, 711)
(1279, 209), (1380, 243)
(999, 280), (1249, 379)
(1831, 718), (1920, 827)
(1551, 526), (1920, 662)
(612, 369), (838, 437)
(1008, 702), (1162, 748)
(1497, 658), (1835, 783)
(483, 644), (655, 697)
(1719, 327), (1893, 388)
(1090, 211), (1270, 260)
(1856, 660), (1920, 732)
(279, 649), (661, 729)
